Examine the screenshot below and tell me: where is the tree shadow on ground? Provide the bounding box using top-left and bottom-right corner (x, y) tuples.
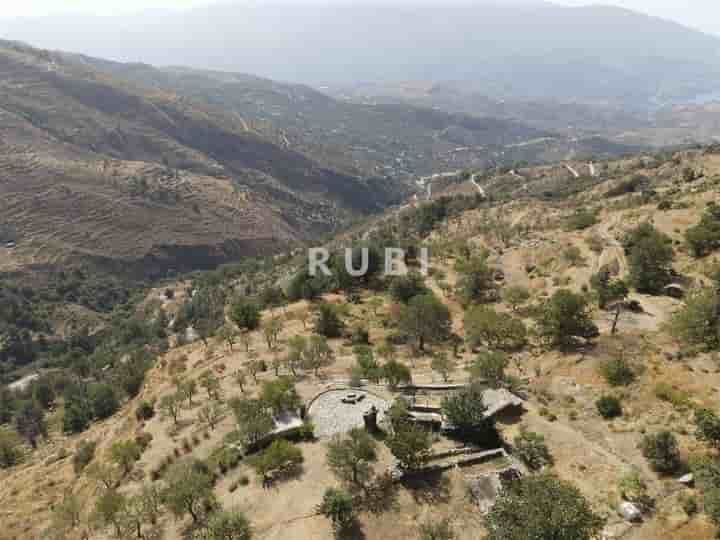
(401, 469), (452, 505)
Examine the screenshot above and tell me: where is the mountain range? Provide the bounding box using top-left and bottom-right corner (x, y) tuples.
(2, 1), (720, 107)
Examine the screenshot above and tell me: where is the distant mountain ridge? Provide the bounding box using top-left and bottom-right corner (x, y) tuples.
(1, 1), (719, 107)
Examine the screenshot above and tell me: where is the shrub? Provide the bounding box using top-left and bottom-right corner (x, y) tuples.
(135, 400), (155, 421)
(596, 396), (622, 419)
(72, 440), (97, 474)
(640, 431), (681, 473)
(599, 355), (636, 387)
(514, 428), (553, 471)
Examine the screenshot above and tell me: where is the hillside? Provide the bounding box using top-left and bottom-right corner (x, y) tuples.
(0, 40), (397, 278)
(63, 57), (599, 179)
(2, 145), (720, 539)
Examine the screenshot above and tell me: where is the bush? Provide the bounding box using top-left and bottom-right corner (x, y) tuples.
(640, 431), (681, 473)
(599, 355), (636, 387)
(73, 440), (97, 474)
(596, 396), (622, 419)
(514, 428), (553, 471)
(623, 223), (674, 294)
(135, 400), (155, 421)
(565, 208), (598, 231)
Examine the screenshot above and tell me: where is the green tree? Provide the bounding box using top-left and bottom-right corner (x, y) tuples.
(206, 509), (253, 540)
(441, 383), (491, 436)
(94, 489), (125, 536)
(159, 393), (182, 425)
(502, 286), (530, 312)
(468, 351), (508, 388)
(261, 316), (283, 351)
(303, 334), (334, 377)
(199, 401), (224, 431)
(670, 288), (720, 351)
(317, 487), (356, 534)
(230, 297), (262, 331)
(399, 294), (451, 352)
(624, 223), (674, 294)
(431, 352), (455, 382)
(383, 359), (412, 389)
(596, 395), (622, 419)
(464, 306), (527, 351)
(109, 439), (141, 477)
(485, 475), (604, 540)
(15, 400), (47, 448)
(534, 289), (599, 348)
(419, 518), (455, 540)
(218, 324), (238, 352)
(685, 202), (720, 258)
(199, 370), (222, 401)
(599, 352), (636, 387)
(386, 421), (432, 470)
(230, 398), (274, 447)
(162, 460), (216, 523)
(389, 272), (427, 304)
(640, 431), (681, 473)
(260, 377), (301, 415)
(314, 303), (344, 338)
(695, 409), (720, 449)
(178, 378), (198, 407)
(514, 427), (553, 471)
(455, 256), (496, 305)
(327, 427), (378, 488)
(0, 427), (22, 468)
(250, 439), (303, 483)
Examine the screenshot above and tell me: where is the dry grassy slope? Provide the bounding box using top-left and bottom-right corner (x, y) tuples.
(0, 41), (389, 277)
(2, 149), (720, 540)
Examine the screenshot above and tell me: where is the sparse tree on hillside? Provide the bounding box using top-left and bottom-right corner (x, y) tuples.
(590, 272), (628, 334)
(624, 223), (674, 294)
(206, 509), (253, 540)
(383, 359), (412, 389)
(199, 401), (224, 431)
(441, 383), (491, 436)
(0, 427), (22, 468)
(262, 316), (283, 351)
(260, 377), (301, 415)
(318, 487), (356, 535)
(219, 324), (238, 352)
(303, 334), (334, 377)
(109, 439), (141, 477)
(502, 286), (531, 312)
(234, 370), (247, 393)
(419, 518), (455, 540)
(455, 256), (497, 305)
(534, 289), (598, 348)
(314, 303), (345, 338)
(485, 475), (604, 540)
(199, 370), (222, 401)
(431, 352), (455, 382)
(327, 427), (378, 488)
(468, 351), (509, 388)
(159, 393), (182, 426)
(514, 427), (553, 471)
(162, 460), (216, 523)
(230, 398), (274, 448)
(670, 287), (720, 351)
(385, 420), (432, 470)
(464, 306), (527, 352)
(640, 431), (681, 473)
(399, 293), (451, 352)
(695, 408), (720, 449)
(15, 400), (47, 449)
(230, 297), (262, 332)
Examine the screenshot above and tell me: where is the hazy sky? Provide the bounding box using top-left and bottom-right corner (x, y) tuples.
(1, 0), (719, 35)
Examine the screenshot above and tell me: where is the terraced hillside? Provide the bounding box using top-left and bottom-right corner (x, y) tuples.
(0, 40), (398, 277)
(68, 58), (637, 179)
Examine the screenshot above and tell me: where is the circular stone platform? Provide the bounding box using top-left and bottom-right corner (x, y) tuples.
(308, 389), (390, 438)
